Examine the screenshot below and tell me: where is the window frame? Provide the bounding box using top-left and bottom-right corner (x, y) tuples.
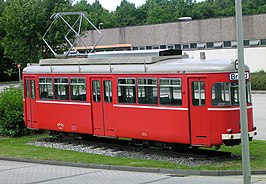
(137, 78), (158, 105)
(159, 78), (182, 106)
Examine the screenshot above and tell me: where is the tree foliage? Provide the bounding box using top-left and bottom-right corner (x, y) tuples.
(0, 0), (265, 81)
(0, 86), (33, 137)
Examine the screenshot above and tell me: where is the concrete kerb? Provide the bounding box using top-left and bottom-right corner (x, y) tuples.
(1, 157), (266, 176)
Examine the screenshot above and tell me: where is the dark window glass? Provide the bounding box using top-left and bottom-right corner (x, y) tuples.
(39, 78), (53, 100)
(92, 80), (101, 102)
(30, 80), (36, 99)
(206, 42), (214, 48)
(104, 80), (112, 102)
(192, 81), (205, 106)
(118, 79), (136, 104)
(54, 78), (69, 100)
(174, 44), (181, 50)
(190, 43), (197, 49)
(70, 78), (86, 101)
(26, 80), (30, 98)
(243, 40), (250, 46)
(160, 78), (182, 106)
(261, 39), (266, 46)
(223, 41), (231, 48)
(183, 44), (189, 49)
(138, 78), (158, 105)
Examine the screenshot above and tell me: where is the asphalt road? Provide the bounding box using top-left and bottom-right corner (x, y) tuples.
(0, 160), (266, 184)
(252, 93), (266, 140)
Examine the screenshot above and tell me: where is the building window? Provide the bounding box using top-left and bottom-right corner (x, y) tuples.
(160, 45), (166, 49)
(182, 44), (189, 49)
(260, 39), (266, 46)
(206, 42), (214, 48)
(118, 79), (136, 104)
(243, 40), (250, 47)
(146, 46), (152, 50)
(167, 45), (174, 49)
(190, 43), (197, 49)
(174, 44), (181, 50)
(138, 78), (158, 105)
(152, 46), (159, 49)
(132, 47), (138, 50)
(159, 78), (182, 106)
(39, 78), (53, 100)
(54, 78), (69, 100)
(70, 78), (86, 101)
(223, 41), (231, 48)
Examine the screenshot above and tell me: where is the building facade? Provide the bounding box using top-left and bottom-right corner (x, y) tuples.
(78, 14), (266, 72)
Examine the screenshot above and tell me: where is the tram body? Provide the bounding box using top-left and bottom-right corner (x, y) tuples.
(22, 51), (256, 148)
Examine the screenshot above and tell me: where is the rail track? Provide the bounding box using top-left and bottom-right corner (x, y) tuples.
(32, 136), (236, 166)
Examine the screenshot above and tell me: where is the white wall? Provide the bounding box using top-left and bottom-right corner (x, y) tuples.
(185, 47), (266, 72)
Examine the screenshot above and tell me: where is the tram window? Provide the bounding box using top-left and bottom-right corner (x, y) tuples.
(212, 83), (230, 106)
(246, 82), (252, 104)
(39, 78), (53, 100)
(211, 82), (252, 106)
(30, 80), (36, 99)
(118, 79), (136, 104)
(192, 81), (205, 106)
(138, 78), (158, 105)
(159, 78), (182, 106)
(70, 78), (86, 101)
(104, 80), (112, 103)
(54, 78), (69, 100)
(92, 80), (101, 102)
(26, 80), (30, 98)
(230, 83), (239, 106)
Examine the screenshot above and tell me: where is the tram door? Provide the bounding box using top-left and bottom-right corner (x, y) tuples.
(188, 78), (209, 146)
(24, 77), (38, 129)
(91, 78), (115, 137)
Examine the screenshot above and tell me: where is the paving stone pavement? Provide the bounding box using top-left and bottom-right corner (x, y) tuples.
(0, 160), (266, 184)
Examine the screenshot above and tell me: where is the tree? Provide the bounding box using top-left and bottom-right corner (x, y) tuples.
(115, 0), (139, 26)
(1, 0), (72, 66)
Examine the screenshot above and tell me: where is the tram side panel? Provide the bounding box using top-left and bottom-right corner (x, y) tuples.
(23, 75), (93, 134)
(113, 75), (191, 144)
(114, 106), (190, 144)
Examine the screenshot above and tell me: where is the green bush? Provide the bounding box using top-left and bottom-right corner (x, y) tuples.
(0, 86), (31, 137)
(250, 70), (266, 90)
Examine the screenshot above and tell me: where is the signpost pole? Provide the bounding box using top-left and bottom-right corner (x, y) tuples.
(17, 64), (21, 82)
(235, 0), (251, 184)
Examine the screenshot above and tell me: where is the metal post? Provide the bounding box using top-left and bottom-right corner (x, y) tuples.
(19, 68), (21, 82)
(235, 0), (251, 184)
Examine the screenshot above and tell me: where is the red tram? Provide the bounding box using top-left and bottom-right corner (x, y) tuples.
(22, 50), (256, 148)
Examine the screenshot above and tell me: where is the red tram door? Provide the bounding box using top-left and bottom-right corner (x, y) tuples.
(91, 78), (115, 137)
(188, 78), (209, 146)
(24, 77), (38, 129)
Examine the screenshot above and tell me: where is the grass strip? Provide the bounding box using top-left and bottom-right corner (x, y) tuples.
(0, 135), (265, 171)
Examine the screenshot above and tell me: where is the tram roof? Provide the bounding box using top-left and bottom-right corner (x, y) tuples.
(23, 50), (248, 74)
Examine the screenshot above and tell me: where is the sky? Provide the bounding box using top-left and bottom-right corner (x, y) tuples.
(85, 0), (204, 12)
(86, 0), (146, 11)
